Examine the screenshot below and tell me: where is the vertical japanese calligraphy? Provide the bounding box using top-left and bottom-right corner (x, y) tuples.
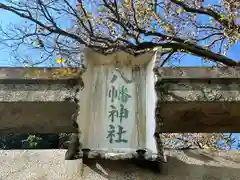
(106, 71), (133, 145)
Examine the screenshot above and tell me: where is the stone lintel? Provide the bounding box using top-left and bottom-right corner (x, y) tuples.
(1, 149), (240, 179)
(0, 67), (83, 80)
(159, 102), (240, 132)
(0, 102), (78, 134)
(157, 67), (240, 79)
(0, 68), (82, 134)
(156, 67), (240, 133)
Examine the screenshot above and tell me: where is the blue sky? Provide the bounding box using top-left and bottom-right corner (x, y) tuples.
(0, 0), (239, 66)
(0, 0), (76, 67)
(230, 133), (240, 149)
(0, 1), (239, 149)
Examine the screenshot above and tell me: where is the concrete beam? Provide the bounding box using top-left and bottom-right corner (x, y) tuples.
(156, 67), (240, 132)
(0, 68), (82, 134)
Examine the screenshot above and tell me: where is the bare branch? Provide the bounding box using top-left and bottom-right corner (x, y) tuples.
(160, 51), (174, 67)
(0, 0), (239, 67)
(170, 0), (238, 29)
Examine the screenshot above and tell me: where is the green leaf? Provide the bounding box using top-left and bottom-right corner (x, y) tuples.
(177, 8), (185, 14)
(99, 7), (105, 12)
(153, 46), (162, 51)
(219, 15), (225, 21)
(210, 18), (213, 25)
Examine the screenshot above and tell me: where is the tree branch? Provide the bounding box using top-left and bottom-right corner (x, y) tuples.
(0, 1), (239, 67)
(160, 51), (174, 67)
(170, 0), (238, 29)
(133, 41), (239, 66)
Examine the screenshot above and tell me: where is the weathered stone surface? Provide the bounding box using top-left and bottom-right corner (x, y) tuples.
(0, 67), (82, 80)
(0, 102), (78, 134)
(75, 148), (164, 162)
(157, 67), (240, 78)
(0, 68), (82, 134)
(159, 102), (240, 132)
(156, 67), (240, 132)
(0, 149), (239, 180)
(0, 84), (75, 102)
